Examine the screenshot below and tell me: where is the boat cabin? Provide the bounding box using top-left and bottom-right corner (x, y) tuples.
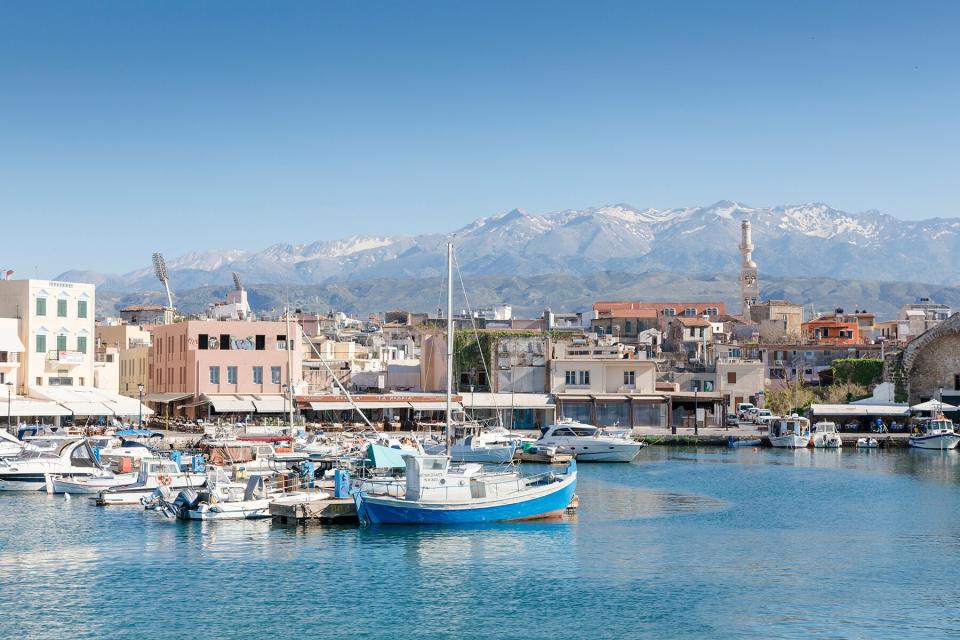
(920, 418), (955, 435)
(769, 416), (810, 439)
(541, 423), (600, 439)
(811, 421), (838, 435)
(136, 458), (182, 482)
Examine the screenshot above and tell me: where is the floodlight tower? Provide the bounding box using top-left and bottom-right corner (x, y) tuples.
(152, 252), (175, 320)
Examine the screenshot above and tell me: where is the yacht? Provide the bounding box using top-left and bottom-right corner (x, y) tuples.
(810, 421), (842, 448)
(536, 420), (645, 462)
(908, 417), (960, 450)
(0, 439), (111, 491)
(0, 429), (33, 457)
(768, 415), (811, 448)
(96, 457), (207, 505)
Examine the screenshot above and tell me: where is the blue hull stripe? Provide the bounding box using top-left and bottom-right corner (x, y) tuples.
(357, 476), (576, 524)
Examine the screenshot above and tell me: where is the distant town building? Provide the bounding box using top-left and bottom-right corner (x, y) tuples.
(898, 299), (951, 341)
(748, 300), (803, 343)
(120, 303), (172, 326)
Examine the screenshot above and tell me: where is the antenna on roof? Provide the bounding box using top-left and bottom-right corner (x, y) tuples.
(232, 271), (244, 292)
(152, 252), (174, 312)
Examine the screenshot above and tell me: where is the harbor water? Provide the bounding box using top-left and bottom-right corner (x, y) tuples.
(3, 447), (960, 639)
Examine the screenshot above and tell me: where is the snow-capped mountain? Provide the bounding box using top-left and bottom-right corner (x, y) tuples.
(57, 201), (960, 291)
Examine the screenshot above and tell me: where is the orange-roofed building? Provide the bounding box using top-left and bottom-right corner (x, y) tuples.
(801, 317), (860, 346)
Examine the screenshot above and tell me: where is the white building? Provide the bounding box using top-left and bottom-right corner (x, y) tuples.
(0, 317), (24, 388)
(0, 279), (95, 393)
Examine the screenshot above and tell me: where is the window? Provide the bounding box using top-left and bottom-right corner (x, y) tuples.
(57, 298), (67, 318)
(271, 366), (281, 384)
(276, 334), (287, 350)
(727, 371), (737, 384)
(57, 334), (67, 352)
(36, 297), (46, 316)
(219, 334), (230, 350)
(624, 321), (632, 334)
(624, 371), (635, 385)
(578, 370), (590, 386)
(77, 336), (87, 354)
(227, 366), (237, 384)
(565, 371), (576, 385)
(209, 366), (220, 384)
(253, 366), (263, 385)
(255, 335), (266, 351)
(198, 334), (209, 350)
(36, 334), (46, 353)
(662, 308), (675, 317)
(684, 307), (697, 316)
(955, 374), (960, 392)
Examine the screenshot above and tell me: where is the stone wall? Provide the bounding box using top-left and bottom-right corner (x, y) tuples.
(907, 334), (960, 404)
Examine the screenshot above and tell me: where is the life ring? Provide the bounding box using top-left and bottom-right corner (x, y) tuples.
(157, 473), (173, 487)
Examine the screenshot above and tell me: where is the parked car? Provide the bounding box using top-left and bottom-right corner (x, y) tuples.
(736, 403), (755, 419)
(753, 409), (774, 425)
(743, 407), (760, 422)
(725, 414), (740, 427)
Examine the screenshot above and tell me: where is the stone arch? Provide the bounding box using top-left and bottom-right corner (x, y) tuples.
(902, 313), (960, 375)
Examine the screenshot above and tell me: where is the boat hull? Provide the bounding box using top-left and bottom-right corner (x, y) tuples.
(356, 474), (577, 525)
(769, 435), (811, 449)
(908, 433), (960, 450)
(0, 472), (100, 492)
(811, 435), (842, 449)
(569, 444), (644, 462)
(51, 472), (139, 494)
(185, 499), (272, 520)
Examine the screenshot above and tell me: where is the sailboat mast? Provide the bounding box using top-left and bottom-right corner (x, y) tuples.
(446, 241), (454, 455)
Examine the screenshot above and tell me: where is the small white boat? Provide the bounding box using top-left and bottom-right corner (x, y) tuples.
(536, 420), (644, 462)
(50, 470), (139, 494)
(909, 417), (960, 450)
(856, 438), (879, 449)
(97, 458), (206, 505)
(810, 421), (843, 448)
(768, 415), (811, 449)
(182, 470), (301, 520)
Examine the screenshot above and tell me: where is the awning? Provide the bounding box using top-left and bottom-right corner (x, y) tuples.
(459, 393), (553, 409)
(556, 395), (593, 402)
(0, 398), (71, 417)
(810, 403), (910, 417)
(252, 395), (288, 413)
(365, 443), (409, 469)
(592, 394), (629, 401)
(309, 401), (355, 411)
(30, 386), (153, 417)
(0, 332), (24, 352)
(409, 401), (464, 411)
(145, 392), (193, 403)
(207, 395), (256, 412)
(61, 401), (116, 416)
(911, 400), (958, 412)
(353, 401), (410, 409)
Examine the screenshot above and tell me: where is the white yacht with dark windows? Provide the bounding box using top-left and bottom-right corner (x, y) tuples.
(0, 439), (112, 491)
(536, 419), (645, 462)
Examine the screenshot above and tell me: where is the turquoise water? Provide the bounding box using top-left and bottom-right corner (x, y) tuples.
(3, 447), (960, 639)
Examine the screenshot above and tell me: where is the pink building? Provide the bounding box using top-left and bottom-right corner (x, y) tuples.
(147, 320), (302, 418)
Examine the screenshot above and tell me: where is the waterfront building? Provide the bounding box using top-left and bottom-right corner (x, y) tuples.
(549, 335), (667, 428)
(0, 317), (24, 388)
(147, 319), (302, 419)
(96, 323), (152, 398)
(0, 278), (150, 420)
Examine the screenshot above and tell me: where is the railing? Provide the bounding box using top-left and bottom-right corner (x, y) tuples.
(0, 352), (19, 364)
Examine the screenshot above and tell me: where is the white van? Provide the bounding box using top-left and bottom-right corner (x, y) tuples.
(736, 403), (755, 419)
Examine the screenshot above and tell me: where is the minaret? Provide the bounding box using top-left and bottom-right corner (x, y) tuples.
(739, 220), (759, 317)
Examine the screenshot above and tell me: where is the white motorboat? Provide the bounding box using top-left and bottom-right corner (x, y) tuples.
(908, 417), (960, 450)
(96, 457), (206, 505)
(768, 415), (811, 448)
(810, 421), (843, 448)
(856, 437), (879, 449)
(0, 439), (111, 491)
(156, 468), (297, 520)
(536, 420), (645, 462)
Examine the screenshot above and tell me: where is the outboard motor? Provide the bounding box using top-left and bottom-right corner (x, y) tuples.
(173, 488), (201, 514)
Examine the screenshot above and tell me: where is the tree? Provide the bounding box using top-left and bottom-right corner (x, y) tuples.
(766, 381), (816, 416)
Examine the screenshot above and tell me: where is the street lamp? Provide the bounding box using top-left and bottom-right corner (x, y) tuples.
(137, 383), (144, 427)
(694, 385), (699, 436)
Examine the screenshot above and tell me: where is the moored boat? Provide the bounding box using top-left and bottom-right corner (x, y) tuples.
(96, 457), (206, 505)
(536, 420), (644, 462)
(0, 439), (110, 491)
(908, 417), (960, 450)
(768, 415), (811, 448)
(810, 421), (842, 448)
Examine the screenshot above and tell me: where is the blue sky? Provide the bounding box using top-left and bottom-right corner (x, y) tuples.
(1, 1), (958, 276)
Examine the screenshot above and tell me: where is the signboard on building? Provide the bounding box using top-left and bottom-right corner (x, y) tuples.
(57, 350), (84, 364)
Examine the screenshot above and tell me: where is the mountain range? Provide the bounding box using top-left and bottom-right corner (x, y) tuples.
(58, 201), (960, 293)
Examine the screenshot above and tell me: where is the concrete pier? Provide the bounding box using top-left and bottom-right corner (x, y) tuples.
(269, 493), (358, 525)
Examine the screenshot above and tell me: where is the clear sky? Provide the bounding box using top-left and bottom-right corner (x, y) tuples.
(1, 1), (958, 276)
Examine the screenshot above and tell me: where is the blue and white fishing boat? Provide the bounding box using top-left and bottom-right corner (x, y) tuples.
(909, 416), (960, 450)
(352, 242), (577, 524)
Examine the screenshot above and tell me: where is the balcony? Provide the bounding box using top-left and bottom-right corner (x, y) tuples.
(0, 351), (20, 365)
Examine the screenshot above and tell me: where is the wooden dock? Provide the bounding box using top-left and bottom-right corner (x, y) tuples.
(269, 493), (359, 525)
(514, 450), (574, 464)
